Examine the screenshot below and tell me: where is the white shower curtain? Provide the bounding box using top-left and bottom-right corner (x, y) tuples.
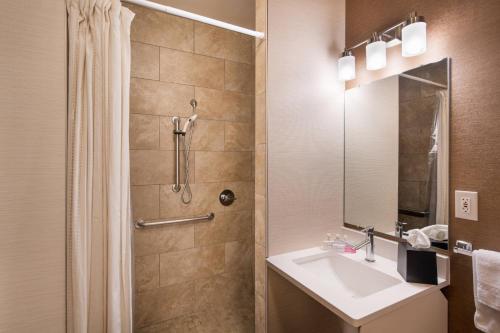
(66, 0), (134, 332)
(435, 90), (449, 225)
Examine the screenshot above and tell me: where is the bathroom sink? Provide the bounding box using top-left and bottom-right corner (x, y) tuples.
(293, 252), (401, 298)
(267, 233), (449, 327)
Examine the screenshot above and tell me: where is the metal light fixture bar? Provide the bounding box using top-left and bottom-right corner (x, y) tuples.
(344, 17), (413, 53)
(338, 12), (426, 81)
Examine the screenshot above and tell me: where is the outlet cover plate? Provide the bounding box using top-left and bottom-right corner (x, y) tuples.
(455, 190), (478, 221)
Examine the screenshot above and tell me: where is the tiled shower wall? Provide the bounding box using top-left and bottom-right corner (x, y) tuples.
(126, 4), (255, 332)
(398, 62), (447, 230)
(398, 77), (441, 229)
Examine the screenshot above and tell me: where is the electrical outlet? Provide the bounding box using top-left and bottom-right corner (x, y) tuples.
(461, 197), (471, 214)
(455, 190), (478, 221)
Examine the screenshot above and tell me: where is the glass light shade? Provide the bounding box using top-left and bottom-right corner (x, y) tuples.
(366, 41), (387, 70)
(402, 21), (427, 57)
(338, 55), (356, 81)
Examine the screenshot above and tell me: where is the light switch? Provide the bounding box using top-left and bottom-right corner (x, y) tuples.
(455, 190), (478, 221)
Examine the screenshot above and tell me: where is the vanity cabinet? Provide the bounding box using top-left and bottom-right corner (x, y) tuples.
(267, 229), (449, 333)
(359, 291), (447, 333)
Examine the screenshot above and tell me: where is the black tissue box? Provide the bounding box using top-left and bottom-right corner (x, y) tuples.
(397, 242), (437, 285)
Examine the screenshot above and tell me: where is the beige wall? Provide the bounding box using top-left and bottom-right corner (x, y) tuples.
(265, 0), (345, 330)
(254, 0), (267, 331)
(345, 76), (399, 234)
(346, 1), (500, 331)
(267, 0), (345, 256)
(0, 1), (67, 332)
(155, 0), (255, 29)
(125, 3), (255, 331)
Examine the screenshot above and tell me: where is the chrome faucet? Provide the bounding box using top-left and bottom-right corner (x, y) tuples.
(395, 220), (407, 238)
(352, 226), (376, 262)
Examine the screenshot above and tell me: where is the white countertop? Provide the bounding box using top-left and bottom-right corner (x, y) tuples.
(267, 233), (449, 327)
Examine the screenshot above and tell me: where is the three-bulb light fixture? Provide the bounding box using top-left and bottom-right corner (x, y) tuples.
(338, 12), (427, 81)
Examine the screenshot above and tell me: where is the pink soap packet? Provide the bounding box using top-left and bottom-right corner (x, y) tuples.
(344, 245), (356, 253)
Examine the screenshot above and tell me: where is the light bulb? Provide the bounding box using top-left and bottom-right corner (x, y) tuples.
(366, 34), (386, 70)
(402, 13), (426, 57)
(338, 50), (356, 81)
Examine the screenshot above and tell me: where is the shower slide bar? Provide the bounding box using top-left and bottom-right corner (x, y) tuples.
(121, 0), (265, 39)
(135, 212), (215, 228)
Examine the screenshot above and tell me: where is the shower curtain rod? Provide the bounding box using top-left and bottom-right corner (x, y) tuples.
(121, 0), (265, 38)
(399, 73), (448, 89)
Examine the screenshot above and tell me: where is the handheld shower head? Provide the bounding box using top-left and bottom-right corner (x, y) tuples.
(182, 114), (198, 133)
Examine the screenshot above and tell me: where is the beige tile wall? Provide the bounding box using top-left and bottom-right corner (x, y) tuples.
(254, 0), (267, 331)
(126, 4), (255, 332)
(398, 76), (443, 230)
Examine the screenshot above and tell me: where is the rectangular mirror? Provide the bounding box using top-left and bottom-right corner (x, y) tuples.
(344, 58), (450, 250)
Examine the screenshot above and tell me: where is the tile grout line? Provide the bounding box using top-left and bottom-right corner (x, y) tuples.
(157, 253), (160, 289)
(157, 115), (160, 151)
(131, 29), (254, 64)
(157, 42), (160, 81)
(224, 60), (229, 94)
(131, 112), (254, 123)
(157, 180), (161, 224)
(130, 75), (255, 97)
(192, 21), (195, 53)
(130, 148), (255, 153)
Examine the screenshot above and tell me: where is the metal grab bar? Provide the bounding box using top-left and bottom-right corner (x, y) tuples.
(135, 212), (215, 229)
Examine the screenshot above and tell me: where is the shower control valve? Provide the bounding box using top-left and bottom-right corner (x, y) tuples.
(219, 189), (237, 206)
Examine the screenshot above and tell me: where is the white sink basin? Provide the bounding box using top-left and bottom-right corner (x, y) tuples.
(294, 253), (401, 298)
(267, 235), (449, 327)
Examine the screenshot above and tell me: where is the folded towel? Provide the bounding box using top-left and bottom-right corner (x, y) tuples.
(474, 250), (500, 310)
(420, 224), (448, 241)
(473, 249), (500, 332)
(406, 229), (431, 249)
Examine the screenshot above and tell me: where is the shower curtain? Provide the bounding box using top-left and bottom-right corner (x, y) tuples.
(435, 90), (449, 225)
(66, 1), (134, 332)
(429, 90), (449, 225)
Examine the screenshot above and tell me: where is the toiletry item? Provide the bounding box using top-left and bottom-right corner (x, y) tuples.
(344, 246), (356, 254)
(331, 234), (347, 252)
(397, 242), (437, 285)
(406, 229), (431, 248)
(341, 235), (358, 253)
(472, 249), (500, 332)
(322, 233), (333, 250)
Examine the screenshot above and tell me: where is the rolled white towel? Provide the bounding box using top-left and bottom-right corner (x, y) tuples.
(406, 229), (431, 249)
(421, 224), (448, 241)
(473, 249), (500, 332)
